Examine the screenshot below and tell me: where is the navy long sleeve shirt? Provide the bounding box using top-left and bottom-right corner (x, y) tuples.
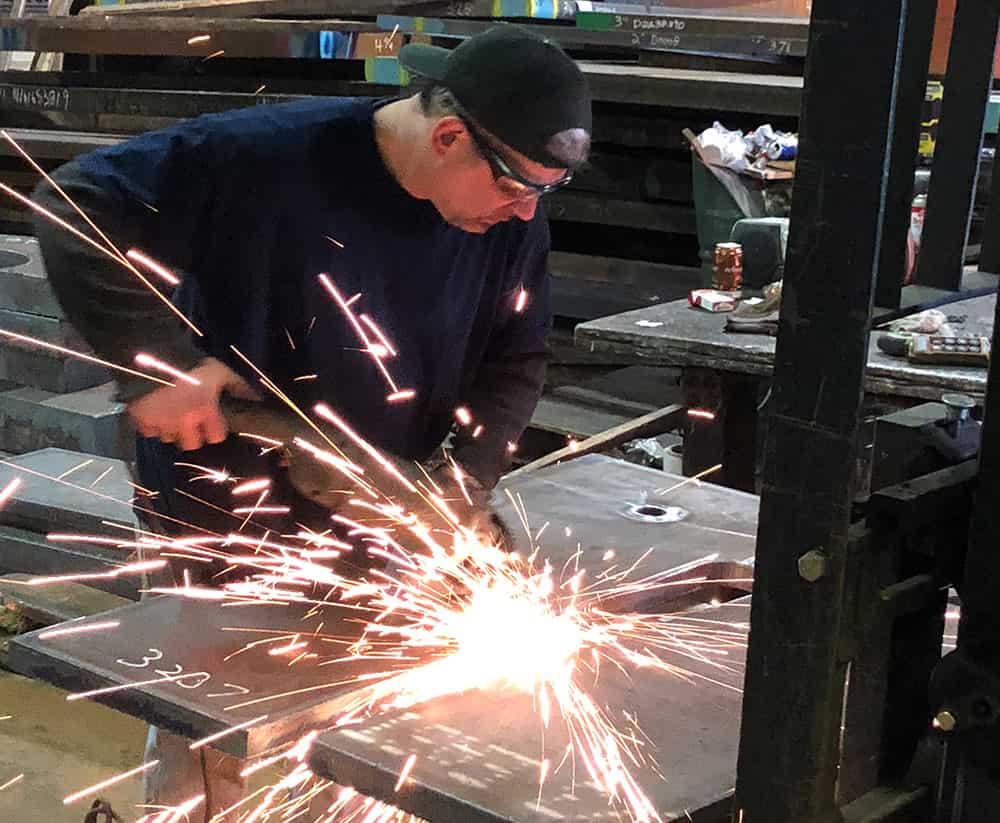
(33, 97), (551, 533)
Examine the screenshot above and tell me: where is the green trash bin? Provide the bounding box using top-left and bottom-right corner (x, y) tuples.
(691, 157), (749, 286)
(690, 155), (795, 285)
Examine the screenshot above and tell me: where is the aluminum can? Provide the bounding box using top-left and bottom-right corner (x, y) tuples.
(713, 242), (743, 291)
(766, 135), (798, 161)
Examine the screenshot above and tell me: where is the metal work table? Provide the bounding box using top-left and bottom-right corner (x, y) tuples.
(309, 600), (748, 823)
(7, 455), (755, 819)
(576, 294), (997, 488)
(577, 293), (996, 401)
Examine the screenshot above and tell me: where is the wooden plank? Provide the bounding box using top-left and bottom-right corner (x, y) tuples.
(508, 403), (684, 477)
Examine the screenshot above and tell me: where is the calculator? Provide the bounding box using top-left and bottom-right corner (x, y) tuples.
(909, 334), (991, 367)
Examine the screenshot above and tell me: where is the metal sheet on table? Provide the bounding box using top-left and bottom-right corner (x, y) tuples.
(6, 457), (757, 767)
(494, 454), (757, 610)
(310, 599), (749, 823)
(0, 448), (137, 535)
(6, 596), (371, 758)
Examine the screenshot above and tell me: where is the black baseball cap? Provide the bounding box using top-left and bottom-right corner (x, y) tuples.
(399, 25), (592, 169)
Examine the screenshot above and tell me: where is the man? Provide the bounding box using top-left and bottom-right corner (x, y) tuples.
(32, 24), (592, 816)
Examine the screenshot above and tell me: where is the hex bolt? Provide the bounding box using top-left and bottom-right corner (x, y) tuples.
(934, 710), (957, 732)
(798, 549), (828, 583)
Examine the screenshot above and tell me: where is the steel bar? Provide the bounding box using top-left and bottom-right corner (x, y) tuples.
(733, 0), (908, 819)
(914, 0), (1000, 290)
(873, 0), (938, 310)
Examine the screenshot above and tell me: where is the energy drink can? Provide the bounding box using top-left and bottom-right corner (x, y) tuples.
(713, 242), (743, 291)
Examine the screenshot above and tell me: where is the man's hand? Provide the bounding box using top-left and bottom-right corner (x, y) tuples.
(128, 357), (259, 451)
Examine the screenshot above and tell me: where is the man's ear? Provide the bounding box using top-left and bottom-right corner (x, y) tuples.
(429, 116), (469, 158)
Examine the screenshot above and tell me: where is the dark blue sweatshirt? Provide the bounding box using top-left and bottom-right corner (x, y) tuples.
(33, 97), (551, 533)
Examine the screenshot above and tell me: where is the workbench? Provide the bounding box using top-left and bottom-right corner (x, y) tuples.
(6, 454), (756, 822)
(576, 293), (997, 490)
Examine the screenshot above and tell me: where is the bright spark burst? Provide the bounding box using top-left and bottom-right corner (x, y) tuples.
(126, 248), (181, 286)
(0, 774), (24, 792)
(0, 476), (21, 508)
(134, 353), (200, 386)
(687, 408), (716, 421)
(514, 287), (528, 313)
(38, 620), (120, 640)
(63, 760), (160, 805)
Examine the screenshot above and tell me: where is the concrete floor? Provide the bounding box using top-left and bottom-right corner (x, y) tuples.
(0, 670), (145, 823)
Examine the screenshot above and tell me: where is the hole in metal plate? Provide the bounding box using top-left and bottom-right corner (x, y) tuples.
(0, 250), (30, 269)
(622, 503), (688, 523)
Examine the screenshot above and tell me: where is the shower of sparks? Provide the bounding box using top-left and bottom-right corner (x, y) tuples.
(514, 287), (528, 313)
(454, 406), (472, 426)
(254, 84), (267, 95)
(294, 374), (319, 381)
(507, 441), (518, 453)
(203, 49), (226, 61)
(0, 328), (173, 387)
(175, 462), (232, 484)
(0, 477), (21, 508)
(232, 477), (271, 496)
(387, 389), (416, 403)
(126, 248), (181, 286)
(27, 559), (166, 587)
(687, 408), (716, 421)
(57, 458), (93, 480)
(38, 620), (120, 640)
(394, 754), (417, 791)
(0, 774), (24, 792)
(189, 715), (269, 750)
(90, 465), (115, 487)
(325, 234), (345, 249)
(187, 33), (211, 44)
(318, 274), (399, 392)
(360, 314), (398, 358)
(472, 424), (484, 439)
(136, 793), (205, 823)
(656, 464), (723, 495)
(135, 353), (200, 386)
(0, 144), (203, 338)
(63, 760), (160, 805)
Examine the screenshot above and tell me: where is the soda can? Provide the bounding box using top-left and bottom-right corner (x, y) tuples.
(766, 135), (798, 161)
(713, 242), (743, 291)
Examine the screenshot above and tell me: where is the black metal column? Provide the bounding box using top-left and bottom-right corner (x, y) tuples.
(874, 0), (939, 310)
(978, 142), (1000, 273)
(914, 0), (1000, 290)
(734, 0), (908, 819)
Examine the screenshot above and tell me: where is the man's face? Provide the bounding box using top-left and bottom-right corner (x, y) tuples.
(426, 115), (571, 234)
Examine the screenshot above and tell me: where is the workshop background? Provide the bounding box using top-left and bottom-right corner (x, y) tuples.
(0, 0), (999, 821)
